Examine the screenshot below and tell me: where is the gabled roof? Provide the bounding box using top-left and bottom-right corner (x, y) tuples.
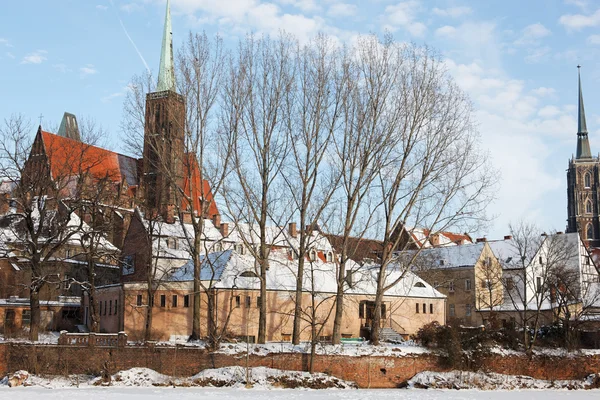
(40, 130), (137, 185)
(415, 242), (487, 268)
(407, 227), (472, 248)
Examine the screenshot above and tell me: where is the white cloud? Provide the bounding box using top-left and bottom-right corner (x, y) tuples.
(96, 4), (108, 11)
(0, 38), (11, 47)
(587, 34), (600, 44)
(80, 64), (98, 77)
(328, 3), (357, 18)
(514, 23), (551, 46)
(531, 87), (556, 97)
(525, 46), (551, 63)
(565, 0), (590, 11)
(559, 9), (600, 31)
(21, 50), (47, 64)
(381, 1), (426, 37)
(278, 0), (320, 13)
(435, 25), (456, 37)
(432, 6), (472, 18)
(5, 52), (15, 59)
(538, 105), (562, 118)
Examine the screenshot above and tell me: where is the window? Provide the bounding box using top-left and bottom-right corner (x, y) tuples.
(309, 250), (317, 262)
(167, 237), (178, 250)
(422, 303), (426, 314)
(109, 300), (112, 315)
(587, 223), (594, 240)
(416, 303), (420, 313)
(465, 279), (472, 291)
(288, 248), (297, 260)
(240, 271), (258, 278)
(236, 244), (245, 255)
(115, 300), (118, 315)
(587, 200), (593, 214)
(449, 281), (455, 292)
(257, 296), (261, 308)
(104, 301), (108, 315)
(122, 255), (135, 276)
(539, 256), (543, 265)
(430, 304), (433, 314)
(414, 282), (426, 288)
(21, 310), (31, 326)
(65, 249), (71, 258)
(235, 296), (241, 308)
(381, 304), (386, 319)
(326, 252), (333, 262)
(214, 242), (223, 252)
(184, 295), (190, 308)
(439, 259), (445, 266)
(137, 295), (142, 306)
(172, 295), (178, 307)
(481, 279), (491, 289)
(99, 300), (102, 316)
(536, 276), (543, 294)
(585, 172), (592, 188)
(449, 304), (455, 317)
(245, 296), (251, 308)
(505, 277), (514, 291)
(359, 302), (365, 318)
(159, 295), (166, 307)
(466, 304), (472, 316)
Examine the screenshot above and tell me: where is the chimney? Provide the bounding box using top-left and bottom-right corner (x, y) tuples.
(557, 231), (564, 235)
(289, 222), (297, 238)
(504, 235), (512, 240)
(220, 222), (229, 237)
(476, 237), (487, 243)
(430, 233), (440, 246)
(212, 213), (221, 228)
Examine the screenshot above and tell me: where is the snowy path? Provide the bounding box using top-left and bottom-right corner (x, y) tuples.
(0, 388), (598, 399)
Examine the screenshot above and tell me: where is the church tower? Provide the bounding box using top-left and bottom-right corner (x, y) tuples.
(566, 66), (600, 247)
(141, 0), (185, 222)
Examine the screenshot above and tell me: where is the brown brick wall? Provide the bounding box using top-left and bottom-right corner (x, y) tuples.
(1, 343), (600, 388)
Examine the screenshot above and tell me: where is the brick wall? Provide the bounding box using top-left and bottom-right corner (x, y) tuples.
(1, 343), (600, 388)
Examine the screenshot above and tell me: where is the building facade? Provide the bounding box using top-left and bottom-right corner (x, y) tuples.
(567, 67), (600, 247)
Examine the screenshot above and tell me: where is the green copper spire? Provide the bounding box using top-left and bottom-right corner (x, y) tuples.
(576, 65), (592, 159)
(157, 0), (175, 92)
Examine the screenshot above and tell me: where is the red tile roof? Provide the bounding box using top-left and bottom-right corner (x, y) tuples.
(41, 130), (130, 183)
(182, 154), (219, 218)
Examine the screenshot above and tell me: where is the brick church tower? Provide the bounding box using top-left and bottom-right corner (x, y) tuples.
(566, 66), (600, 247)
(141, 0), (185, 222)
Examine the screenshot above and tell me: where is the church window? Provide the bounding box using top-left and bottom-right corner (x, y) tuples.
(585, 172), (592, 188)
(587, 223), (594, 240)
(587, 200), (593, 214)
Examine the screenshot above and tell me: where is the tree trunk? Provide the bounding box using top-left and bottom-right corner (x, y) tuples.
(258, 255), (267, 344)
(331, 259), (346, 344)
(292, 235), (306, 345)
(29, 290), (40, 341)
(144, 289), (153, 342)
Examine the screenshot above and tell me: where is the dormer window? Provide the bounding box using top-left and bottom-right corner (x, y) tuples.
(236, 243), (245, 255)
(309, 249), (317, 262)
(214, 242), (223, 252)
(288, 248), (297, 260)
(326, 252), (333, 262)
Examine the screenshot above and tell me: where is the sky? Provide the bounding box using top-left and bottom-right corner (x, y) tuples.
(1, 0), (600, 239)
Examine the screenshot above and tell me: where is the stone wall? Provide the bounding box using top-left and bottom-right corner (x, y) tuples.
(1, 342), (600, 388)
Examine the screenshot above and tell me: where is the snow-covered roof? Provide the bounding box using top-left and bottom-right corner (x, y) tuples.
(163, 248), (444, 299)
(487, 239), (528, 270)
(414, 242), (486, 268)
(406, 226), (472, 248)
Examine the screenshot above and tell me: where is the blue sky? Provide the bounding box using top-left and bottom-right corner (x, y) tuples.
(1, 0), (600, 238)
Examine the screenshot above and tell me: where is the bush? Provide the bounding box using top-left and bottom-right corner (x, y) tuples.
(413, 321), (441, 348)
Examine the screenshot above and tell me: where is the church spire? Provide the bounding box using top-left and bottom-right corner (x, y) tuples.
(157, 0), (175, 92)
(576, 65), (592, 159)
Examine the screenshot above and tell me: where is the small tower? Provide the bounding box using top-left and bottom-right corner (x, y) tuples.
(141, 0), (185, 222)
(567, 66), (600, 247)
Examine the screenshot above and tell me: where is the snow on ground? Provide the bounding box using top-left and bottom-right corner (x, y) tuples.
(215, 340), (428, 357)
(407, 370), (600, 390)
(0, 367), (355, 390)
(0, 331), (59, 345)
(1, 389), (600, 400)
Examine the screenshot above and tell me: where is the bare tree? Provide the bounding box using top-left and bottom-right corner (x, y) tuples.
(281, 34), (348, 345)
(223, 34), (295, 344)
(0, 115), (103, 340)
(362, 39), (496, 345)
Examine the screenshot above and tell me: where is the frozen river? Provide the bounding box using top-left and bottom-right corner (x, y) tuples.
(0, 388), (598, 400)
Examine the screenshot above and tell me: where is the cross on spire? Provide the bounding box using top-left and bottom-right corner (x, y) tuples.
(156, 0), (176, 92)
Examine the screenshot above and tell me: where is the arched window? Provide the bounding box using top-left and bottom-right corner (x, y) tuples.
(309, 249), (317, 262)
(414, 282), (426, 288)
(326, 252), (333, 262)
(587, 200), (593, 214)
(585, 172), (592, 188)
(587, 223), (594, 240)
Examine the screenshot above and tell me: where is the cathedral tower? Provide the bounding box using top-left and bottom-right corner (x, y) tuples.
(142, 0), (185, 222)
(566, 66), (600, 247)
